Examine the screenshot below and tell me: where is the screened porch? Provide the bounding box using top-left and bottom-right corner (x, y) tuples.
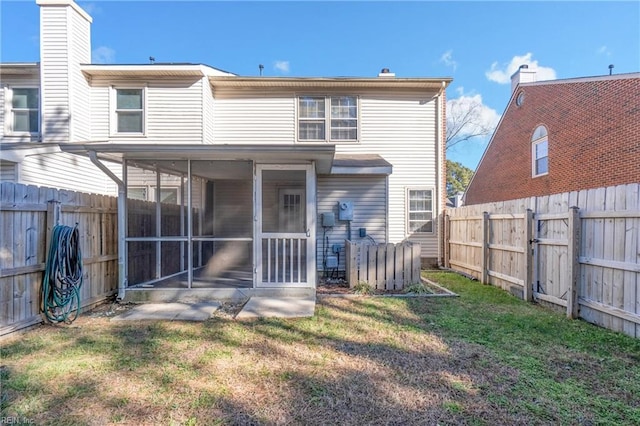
(125, 159), (254, 289)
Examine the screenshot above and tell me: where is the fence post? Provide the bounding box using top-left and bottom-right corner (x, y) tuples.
(45, 200), (61, 256)
(481, 211), (489, 284)
(412, 243), (421, 284)
(443, 213), (450, 269)
(346, 241), (357, 287)
(566, 206), (581, 319)
(523, 209), (534, 302)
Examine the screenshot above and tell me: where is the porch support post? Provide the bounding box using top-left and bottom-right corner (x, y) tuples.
(307, 162), (317, 287)
(187, 159), (193, 288)
(88, 151), (127, 300)
(180, 175), (185, 271)
(155, 167), (161, 280)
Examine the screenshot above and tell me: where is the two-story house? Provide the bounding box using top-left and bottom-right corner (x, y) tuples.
(464, 65), (640, 205)
(1, 0), (450, 300)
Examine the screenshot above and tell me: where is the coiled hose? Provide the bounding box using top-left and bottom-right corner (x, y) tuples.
(42, 224), (83, 323)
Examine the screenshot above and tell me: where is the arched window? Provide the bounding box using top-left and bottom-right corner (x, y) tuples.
(531, 125), (548, 177)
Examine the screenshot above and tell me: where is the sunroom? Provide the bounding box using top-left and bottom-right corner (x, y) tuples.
(60, 143), (335, 301)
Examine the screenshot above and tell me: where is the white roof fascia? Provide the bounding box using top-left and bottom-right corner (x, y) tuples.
(59, 143), (336, 174)
(209, 76), (452, 90)
(0, 63), (40, 76)
(81, 64), (237, 78)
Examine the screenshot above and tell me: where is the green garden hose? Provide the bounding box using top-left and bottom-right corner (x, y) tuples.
(42, 224), (83, 323)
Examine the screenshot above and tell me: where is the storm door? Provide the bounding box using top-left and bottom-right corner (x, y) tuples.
(256, 164), (316, 287)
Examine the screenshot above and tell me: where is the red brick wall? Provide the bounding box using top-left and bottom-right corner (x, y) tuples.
(465, 76), (640, 205)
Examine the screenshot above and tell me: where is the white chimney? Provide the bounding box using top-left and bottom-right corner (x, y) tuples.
(511, 64), (537, 93)
(378, 68), (396, 78)
(37, 0), (93, 142)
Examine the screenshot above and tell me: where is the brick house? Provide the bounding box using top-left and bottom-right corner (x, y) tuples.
(464, 66), (640, 205)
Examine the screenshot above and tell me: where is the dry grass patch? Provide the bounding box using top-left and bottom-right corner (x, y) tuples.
(2, 272), (639, 425)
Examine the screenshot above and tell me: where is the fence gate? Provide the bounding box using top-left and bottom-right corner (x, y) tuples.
(532, 212), (571, 308)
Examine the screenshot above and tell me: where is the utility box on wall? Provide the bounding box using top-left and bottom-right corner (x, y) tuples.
(338, 201), (353, 221)
(321, 212), (336, 227)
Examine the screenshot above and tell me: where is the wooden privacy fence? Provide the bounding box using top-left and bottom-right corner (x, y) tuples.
(345, 240), (421, 290)
(445, 183), (640, 338)
(0, 182), (118, 336)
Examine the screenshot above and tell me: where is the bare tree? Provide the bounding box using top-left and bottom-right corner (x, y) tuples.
(446, 96), (496, 150)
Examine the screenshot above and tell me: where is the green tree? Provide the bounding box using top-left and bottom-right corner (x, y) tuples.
(446, 160), (474, 198)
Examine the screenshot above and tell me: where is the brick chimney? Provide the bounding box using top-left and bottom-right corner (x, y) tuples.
(511, 64), (537, 93)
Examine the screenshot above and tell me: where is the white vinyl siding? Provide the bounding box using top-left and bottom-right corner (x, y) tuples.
(90, 77), (205, 143)
(68, 7), (91, 141)
(40, 6), (70, 143)
(19, 152), (116, 195)
(336, 92), (440, 258)
(316, 175), (387, 272)
(39, 3), (91, 142)
(202, 80), (215, 143)
(208, 88), (442, 258)
(212, 89), (295, 143)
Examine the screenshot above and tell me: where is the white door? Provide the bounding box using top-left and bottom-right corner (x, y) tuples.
(255, 164), (316, 287)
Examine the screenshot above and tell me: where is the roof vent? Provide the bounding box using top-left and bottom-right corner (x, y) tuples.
(519, 64), (529, 69)
(378, 68), (395, 78)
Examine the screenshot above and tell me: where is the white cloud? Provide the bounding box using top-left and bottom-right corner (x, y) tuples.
(273, 60), (290, 74)
(597, 45), (611, 56)
(485, 53), (556, 84)
(440, 50), (457, 71)
(92, 46), (115, 64)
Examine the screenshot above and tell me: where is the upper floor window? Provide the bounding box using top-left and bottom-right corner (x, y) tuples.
(298, 95), (358, 142)
(6, 87), (39, 135)
(531, 125), (548, 177)
(407, 188), (434, 234)
(113, 87), (145, 134)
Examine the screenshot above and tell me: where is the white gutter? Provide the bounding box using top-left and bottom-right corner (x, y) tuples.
(88, 151), (127, 300)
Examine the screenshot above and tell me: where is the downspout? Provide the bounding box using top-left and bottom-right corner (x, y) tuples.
(436, 81), (446, 268)
(88, 151), (127, 300)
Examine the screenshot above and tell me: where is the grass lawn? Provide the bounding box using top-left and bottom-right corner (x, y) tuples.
(1, 271), (639, 425)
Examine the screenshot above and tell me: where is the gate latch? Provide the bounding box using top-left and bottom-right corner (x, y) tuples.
(529, 238), (540, 244)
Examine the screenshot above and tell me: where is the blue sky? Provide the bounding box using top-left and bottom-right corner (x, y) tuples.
(2, 1), (639, 169)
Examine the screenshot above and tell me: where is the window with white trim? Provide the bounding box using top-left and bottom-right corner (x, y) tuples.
(298, 95), (358, 141)
(407, 188), (433, 234)
(113, 87), (145, 134)
(5, 87), (39, 135)
(531, 125), (548, 177)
